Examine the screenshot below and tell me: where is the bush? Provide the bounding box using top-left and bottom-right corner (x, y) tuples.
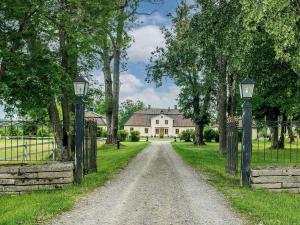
(130, 131), (140, 142)
(118, 129), (129, 141)
(179, 129), (195, 142)
(102, 130), (107, 138)
(204, 128), (218, 142)
(37, 126), (52, 137)
(97, 127), (107, 137)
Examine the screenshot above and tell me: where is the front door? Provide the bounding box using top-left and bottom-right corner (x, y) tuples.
(159, 128), (164, 138)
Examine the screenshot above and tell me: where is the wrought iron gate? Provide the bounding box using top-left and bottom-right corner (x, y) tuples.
(83, 120), (97, 174)
(226, 120), (238, 175)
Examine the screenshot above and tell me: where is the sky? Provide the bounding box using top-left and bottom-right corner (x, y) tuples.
(93, 0), (180, 109)
(0, 0), (180, 119)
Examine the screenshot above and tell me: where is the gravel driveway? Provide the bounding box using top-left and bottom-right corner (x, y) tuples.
(50, 141), (244, 225)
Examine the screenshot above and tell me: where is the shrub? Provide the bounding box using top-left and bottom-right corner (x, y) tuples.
(102, 130), (107, 138)
(130, 131), (140, 142)
(97, 127), (107, 137)
(179, 129), (195, 142)
(118, 129), (129, 141)
(37, 126), (52, 137)
(204, 128), (218, 142)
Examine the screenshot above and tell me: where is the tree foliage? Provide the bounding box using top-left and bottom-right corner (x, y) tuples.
(119, 99), (144, 129)
(147, 2), (213, 145)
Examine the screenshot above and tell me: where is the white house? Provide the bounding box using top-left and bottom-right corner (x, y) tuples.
(124, 106), (195, 138)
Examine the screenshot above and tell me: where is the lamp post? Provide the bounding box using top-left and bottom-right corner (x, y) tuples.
(73, 75), (89, 183)
(239, 77), (254, 187)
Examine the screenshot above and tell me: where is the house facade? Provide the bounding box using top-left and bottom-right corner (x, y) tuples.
(124, 107), (195, 137)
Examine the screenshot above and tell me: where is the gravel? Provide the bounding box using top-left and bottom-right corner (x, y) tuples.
(50, 141), (244, 225)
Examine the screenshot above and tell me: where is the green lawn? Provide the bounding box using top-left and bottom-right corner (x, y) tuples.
(251, 139), (300, 167)
(0, 138), (55, 161)
(172, 142), (300, 225)
(0, 141), (148, 225)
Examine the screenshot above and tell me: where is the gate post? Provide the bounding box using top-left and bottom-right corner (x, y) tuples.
(75, 99), (84, 183)
(241, 101), (252, 187)
(226, 119), (238, 175)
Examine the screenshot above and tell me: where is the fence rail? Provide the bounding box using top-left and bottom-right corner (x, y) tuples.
(227, 119), (300, 167)
(0, 120), (61, 162)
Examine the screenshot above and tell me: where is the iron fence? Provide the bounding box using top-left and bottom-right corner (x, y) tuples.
(0, 120), (64, 162)
(251, 120), (300, 165)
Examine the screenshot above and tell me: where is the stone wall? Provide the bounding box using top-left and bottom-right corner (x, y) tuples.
(0, 162), (74, 194)
(251, 167), (300, 193)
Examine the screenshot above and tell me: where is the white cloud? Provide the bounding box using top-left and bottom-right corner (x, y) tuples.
(120, 72), (143, 95)
(128, 25), (165, 63)
(93, 71), (179, 108)
(119, 73), (179, 108)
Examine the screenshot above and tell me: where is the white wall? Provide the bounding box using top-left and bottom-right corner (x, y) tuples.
(124, 113), (195, 137)
(124, 126), (151, 136)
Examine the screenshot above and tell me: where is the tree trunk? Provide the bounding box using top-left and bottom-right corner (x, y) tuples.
(267, 110), (280, 149)
(278, 115), (287, 149)
(102, 35), (113, 144)
(112, 45), (121, 144)
(111, 10), (125, 144)
(194, 122), (205, 145)
(59, 23), (74, 160)
(227, 72), (237, 116)
(48, 97), (64, 160)
(271, 124), (279, 149)
(287, 119), (294, 143)
(218, 58), (227, 155)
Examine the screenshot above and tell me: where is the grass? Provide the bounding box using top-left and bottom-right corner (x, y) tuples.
(0, 141), (148, 225)
(172, 142), (300, 225)
(251, 139), (300, 167)
(0, 138), (104, 162)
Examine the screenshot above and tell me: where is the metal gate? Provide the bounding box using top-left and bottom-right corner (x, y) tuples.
(83, 120), (97, 174)
(226, 120), (239, 175)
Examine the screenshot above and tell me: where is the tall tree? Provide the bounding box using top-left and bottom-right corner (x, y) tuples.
(147, 2), (213, 145)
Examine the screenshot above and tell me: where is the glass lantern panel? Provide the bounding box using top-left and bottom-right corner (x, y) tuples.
(241, 83), (254, 98)
(74, 82), (85, 97)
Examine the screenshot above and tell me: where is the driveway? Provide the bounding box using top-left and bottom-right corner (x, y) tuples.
(51, 141), (243, 225)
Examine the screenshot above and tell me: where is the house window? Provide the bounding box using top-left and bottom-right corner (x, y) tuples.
(145, 128), (149, 134)
(130, 127), (134, 132)
(156, 120), (159, 124)
(165, 120), (168, 125)
(155, 129), (159, 134)
(165, 129), (168, 135)
(176, 129), (179, 134)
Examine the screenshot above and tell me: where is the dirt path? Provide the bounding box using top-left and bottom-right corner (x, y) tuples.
(50, 142), (244, 225)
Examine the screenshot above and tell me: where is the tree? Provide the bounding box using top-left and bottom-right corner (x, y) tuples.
(119, 99), (145, 129)
(147, 2), (213, 145)
(192, 0), (246, 154)
(0, 0), (113, 159)
(241, 0), (300, 76)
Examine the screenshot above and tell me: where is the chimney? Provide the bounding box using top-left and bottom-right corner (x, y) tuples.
(168, 107), (170, 111)
(174, 105), (177, 110)
(148, 105), (151, 109)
